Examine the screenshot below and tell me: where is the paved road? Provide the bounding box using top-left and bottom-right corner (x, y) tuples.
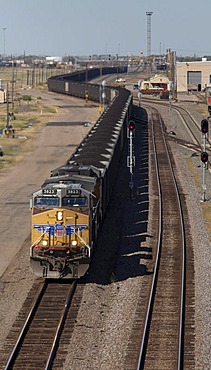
(0, 90), (99, 277)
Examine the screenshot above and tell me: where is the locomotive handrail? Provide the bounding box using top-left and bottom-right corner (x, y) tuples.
(31, 232), (45, 247)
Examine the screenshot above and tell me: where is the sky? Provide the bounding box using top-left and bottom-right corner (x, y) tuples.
(0, 0), (211, 57)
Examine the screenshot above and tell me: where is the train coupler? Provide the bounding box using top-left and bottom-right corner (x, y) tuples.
(42, 265), (48, 278)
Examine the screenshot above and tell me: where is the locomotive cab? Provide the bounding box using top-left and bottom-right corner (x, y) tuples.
(30, 181), (97, 279)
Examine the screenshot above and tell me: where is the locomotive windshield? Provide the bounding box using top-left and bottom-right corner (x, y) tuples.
(34, 196), (60, 207)
(62, 197), (88, 207)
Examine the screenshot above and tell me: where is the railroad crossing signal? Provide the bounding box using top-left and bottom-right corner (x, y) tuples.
(5, 129), (10, 136)
(201, 119), (208, 134)
(3, 127), (15, 138)
(201, 152), (208, 163)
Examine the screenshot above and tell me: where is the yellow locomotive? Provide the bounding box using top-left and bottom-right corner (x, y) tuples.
(30, 167), (101, 278)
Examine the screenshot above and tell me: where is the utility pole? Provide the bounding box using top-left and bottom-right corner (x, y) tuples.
(11, 68), (15, 111)
(6, 83), (9, 129)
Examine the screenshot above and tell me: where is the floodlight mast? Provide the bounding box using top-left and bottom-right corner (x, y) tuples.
(146, 12), (153, 56)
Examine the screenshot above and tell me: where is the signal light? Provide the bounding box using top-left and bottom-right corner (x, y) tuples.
(129, 120), (135, 131)
(201, 152), (208, 163)
(201, 119), (209, 134)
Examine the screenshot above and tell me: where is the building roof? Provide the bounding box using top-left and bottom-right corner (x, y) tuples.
(149, 74), (169, 83)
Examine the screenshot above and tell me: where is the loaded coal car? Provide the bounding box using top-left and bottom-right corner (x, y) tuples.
(30, 85), (132, 279)
(48, 66), (127, 102)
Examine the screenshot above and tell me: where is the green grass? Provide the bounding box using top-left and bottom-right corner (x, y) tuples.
(110, 272), (117, 283)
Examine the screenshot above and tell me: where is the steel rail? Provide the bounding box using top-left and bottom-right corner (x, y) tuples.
(136, 109), (163, 369)
(140, 96), (211, 148)
(159, 111), (186, 370)
(136, 106), (186, 369)
(44, 280), (77, 370)
(4, 281), (48, 369)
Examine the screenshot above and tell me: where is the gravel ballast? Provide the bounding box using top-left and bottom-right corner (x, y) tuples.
(0, 95), (210, 369)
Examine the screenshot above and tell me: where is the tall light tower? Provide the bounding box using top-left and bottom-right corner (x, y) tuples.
(3, 28), (6, 57)
(146, 12), (153, 56)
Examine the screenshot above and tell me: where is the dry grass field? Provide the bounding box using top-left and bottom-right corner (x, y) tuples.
(0, 67), (61, 169)
(0, 103), (58, 169)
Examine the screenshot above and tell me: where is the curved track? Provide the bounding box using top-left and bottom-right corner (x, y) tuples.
(141, 97), (211, 156)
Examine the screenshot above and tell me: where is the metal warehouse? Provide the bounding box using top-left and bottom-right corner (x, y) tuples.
(176, 58), (211, 92)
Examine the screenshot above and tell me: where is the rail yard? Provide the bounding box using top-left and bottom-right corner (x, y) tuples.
(0, 67), (210, 370)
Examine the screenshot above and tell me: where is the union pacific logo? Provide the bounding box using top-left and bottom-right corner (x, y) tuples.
(33, 224), (88, 236)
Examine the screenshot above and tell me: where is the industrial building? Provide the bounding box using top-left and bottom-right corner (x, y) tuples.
(141, 74), (169, 90)
(176, 58), (211, 92)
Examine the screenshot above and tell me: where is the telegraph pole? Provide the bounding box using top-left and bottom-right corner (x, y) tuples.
(11, 68), (15, 111)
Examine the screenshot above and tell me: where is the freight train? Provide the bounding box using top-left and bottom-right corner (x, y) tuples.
(30, 68), (133, 279)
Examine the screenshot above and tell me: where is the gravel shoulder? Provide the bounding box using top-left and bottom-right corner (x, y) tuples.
(65, 99), (210, 369)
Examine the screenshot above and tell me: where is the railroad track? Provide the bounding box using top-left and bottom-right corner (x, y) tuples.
(168, 104), (211, 150)
(140, 96), (211, 155)
(0, 98), (196, 369)
(1, 280), (83, 370)
(137, 107), (185, 369)
(125, 104), (196, 369)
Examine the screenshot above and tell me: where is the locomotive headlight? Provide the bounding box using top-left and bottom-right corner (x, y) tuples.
(42, 240), (48, 247)
(71, 240), (77, 247)
(56, 211), (63, 221)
